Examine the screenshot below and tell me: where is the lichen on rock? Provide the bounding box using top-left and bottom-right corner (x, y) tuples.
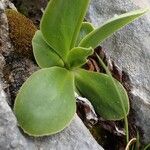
(5, 9), (37, 59)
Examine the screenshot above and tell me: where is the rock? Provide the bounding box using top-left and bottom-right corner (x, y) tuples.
(0, 84), (35, 150)
(0, 0), (103, 149)
(0, 86), (103, 150)
(87, 0), (150, 144)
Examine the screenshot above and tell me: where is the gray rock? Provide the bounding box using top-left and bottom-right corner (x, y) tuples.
(0, 84), (36, 150)
(87, 0), (150, 143)
(0, 87), (103, 150)
(0, 0), (103, 150)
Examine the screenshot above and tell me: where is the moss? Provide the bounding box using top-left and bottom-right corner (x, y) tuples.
(5, 9), (37, 58)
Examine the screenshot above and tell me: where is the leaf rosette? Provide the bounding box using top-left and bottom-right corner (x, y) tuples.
(14, 0), (149, 137)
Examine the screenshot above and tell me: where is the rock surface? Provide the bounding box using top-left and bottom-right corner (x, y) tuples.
(0, 87), (103, 150)
(87, 0), (150, 143)
(0, 0), (103, 150)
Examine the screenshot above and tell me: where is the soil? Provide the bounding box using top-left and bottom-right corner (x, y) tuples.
(10, 0), (48, 26)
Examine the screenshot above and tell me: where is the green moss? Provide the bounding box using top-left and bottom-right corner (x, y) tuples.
(5, 9), (37, 58)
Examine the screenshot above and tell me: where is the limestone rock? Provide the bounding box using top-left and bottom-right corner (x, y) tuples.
(87, 0), (150, 143)
(0, 0), (103, 149)
(0, 87), (103, 150)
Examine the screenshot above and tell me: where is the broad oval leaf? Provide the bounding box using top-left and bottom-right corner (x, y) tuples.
(75, 69), (129, 120)
(32, 30), (64, 68)
(79, 8), (149, 48)
(66, 47), (93, 69)
(41, 0), (90, 59)
(76, 22), (94, 46)
(14, 67), (76, 136)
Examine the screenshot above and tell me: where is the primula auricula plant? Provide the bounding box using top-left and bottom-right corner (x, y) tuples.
(14, 0), (148, 139)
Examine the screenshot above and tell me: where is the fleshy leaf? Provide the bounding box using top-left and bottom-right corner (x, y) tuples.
(76, 22), (94, 46)
(41, 0), (90, 59)
(14, 67), (76, 136)
(66, 47), (93, 69)
(32, 30), (64, 68)
(79, 8), (149, 48)
(75, 69), (129, 120)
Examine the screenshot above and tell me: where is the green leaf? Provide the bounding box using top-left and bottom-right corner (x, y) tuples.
(79, 8), (149, 48)
(32, 30), (64, 68)
(96, 53), (129, 142)
(75, 69), (129, 120)
(66, 47), (93, 69)
(41, 0), (90, 59)
(14, 67), (76, 136)
(76, 22), (94, 46)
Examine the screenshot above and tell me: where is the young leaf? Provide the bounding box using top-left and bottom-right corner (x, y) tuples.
(75, 69), (129, 120)
(79, 8), (149, 48)
(66, 47), (93, 69)
(76, 22), (94, 46)
(41, 0), (90, 59)
(32, 30), (64, 68)
(14, 67), (76, 136)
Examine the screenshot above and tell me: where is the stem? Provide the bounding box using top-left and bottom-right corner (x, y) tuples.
(96, 53), (129, 143)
